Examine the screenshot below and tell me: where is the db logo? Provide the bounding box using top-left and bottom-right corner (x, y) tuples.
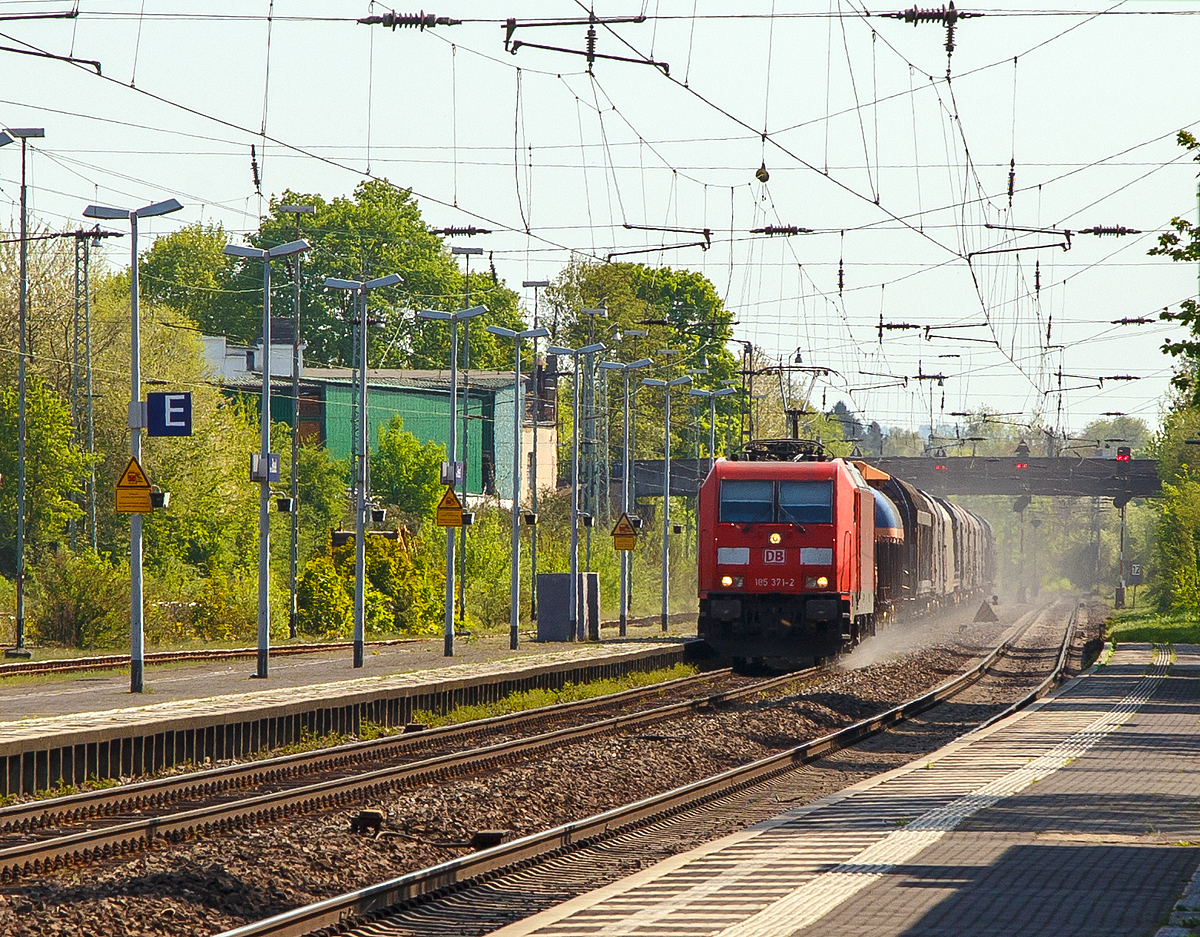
(763, 549), (786, 564)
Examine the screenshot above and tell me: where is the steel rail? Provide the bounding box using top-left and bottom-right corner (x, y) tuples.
(0, 666), (744, 834)
(216, 601), (1072, 937)
(0, 667), (828, 879)
(0, 639), (425, 679)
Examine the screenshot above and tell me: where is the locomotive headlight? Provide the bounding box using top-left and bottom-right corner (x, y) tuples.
(769, 532), (782, 545)
(721, 575), (734, 587)
(720, 575), (744, 588)
(817, 576), (828, 588)
(805, 575), (830, 589)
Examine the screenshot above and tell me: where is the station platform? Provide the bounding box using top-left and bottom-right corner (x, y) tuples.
(0, 635), (690, 796)
(492, 641), (1200, 937)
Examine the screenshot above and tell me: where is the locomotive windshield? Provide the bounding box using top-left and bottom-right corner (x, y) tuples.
(719, 479), (833, 524)
(779, 480), (833, 524)
(719, 480), (774, 523)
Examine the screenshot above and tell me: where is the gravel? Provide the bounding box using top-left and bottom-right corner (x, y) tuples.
(0, 599), (1075, 937)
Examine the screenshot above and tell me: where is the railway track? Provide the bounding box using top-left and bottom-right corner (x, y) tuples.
(0, 664), (830, 880)
(217, 600), (1078, 937)
(0, 639), (427, 679)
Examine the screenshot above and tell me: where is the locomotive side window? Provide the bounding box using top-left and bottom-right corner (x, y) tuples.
(720, 480), (774, 523)
(779, 480), (833, 524)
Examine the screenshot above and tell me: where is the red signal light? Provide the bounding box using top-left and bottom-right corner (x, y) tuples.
(1014, 462), (1028, 470)
(1116, 446), (1131, 462)
(934, 464), (947, 471)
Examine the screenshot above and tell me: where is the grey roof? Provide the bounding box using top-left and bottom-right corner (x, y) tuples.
(222, 368), (517, 394)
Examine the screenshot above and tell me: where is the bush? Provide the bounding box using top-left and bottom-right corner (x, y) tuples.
(190, 568), (261, 643)
(29, 548), (129, 649)
(297, 555), (354, 638)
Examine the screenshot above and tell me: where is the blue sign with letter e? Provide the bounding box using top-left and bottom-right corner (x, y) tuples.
(147, 392), (193, 437)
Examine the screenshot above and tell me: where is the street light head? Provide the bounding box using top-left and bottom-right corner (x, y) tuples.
(622, 329), (647, 338)
(581, 307), (607, 318)
(486, 325), (518, 339)
(0, 132), (12, 148)
(598, 361), (622, 371)
(522, 326), (551, 339)
(324, 277), (363, 290)
(630, 358), (653, 369)
(278, 204), (316, 215)
(546, 345), (576, 357)
(642, 378), (667, 387)
(579, 342), (606, 355)
(688, 389), (710, 398)
(656, 348), (680, 357)
(267, 238), (312, 259)
(715, 387), (737, 397)
(451, 246), (484, 256)
(83, 204), (130, 220)
(224, 244), (267, 260)
(667, 376), (693, 387)
(418, 309), (452, 321)
(6, 128), (44, 139)
(522, 279), (551, 288)
(365, 272), (402, 290)
(457, 304), (487, 320)
(137, 198), (184, 218)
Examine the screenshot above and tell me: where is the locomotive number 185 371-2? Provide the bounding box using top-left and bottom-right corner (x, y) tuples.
(754, 577), (796, 588)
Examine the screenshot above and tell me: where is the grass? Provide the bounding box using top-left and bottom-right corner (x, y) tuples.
(1106, 607), (1200, 645)
(411, 663), (700, 727)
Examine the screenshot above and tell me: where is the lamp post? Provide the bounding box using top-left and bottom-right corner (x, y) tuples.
(1, 128), (42, 659)
(598, 358), (652, 637)
(418, 305), (488, 656)
(223, 239), (312, 679)
(325, 274), (402, 667)
(84, 197), (184, 691)
(547, 342), (605, 641)
(688, 387), (737, 473)
(486, 325), (550, 650)
(642, 375), (691, 632)
(279, 204), (315, 640)
(522, 279), (550, 622)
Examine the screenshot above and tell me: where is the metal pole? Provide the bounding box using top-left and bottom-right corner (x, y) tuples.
(256, 259), (272, 679)
(130, 212), (145, 691)
(661, 386), (671, 632)
(620, 369), (631, 636)
(289, 231), (302, 639)
(458, 256), (471, 629)
(529, 286), (540, 622)
(353, 287), (368, 667)
(509, 337), (523, 650)
(709, 395), (717, 472)
(584, 349), (594, 573)
(85, 236), (96, 550)
(445, 318), (459, 657)
(569, 359), (581, 641)
(13, 139), (28, 655)
(1116, 501), (1127, 609)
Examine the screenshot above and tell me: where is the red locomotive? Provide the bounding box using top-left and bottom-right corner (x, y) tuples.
(697, 450), (994, 670)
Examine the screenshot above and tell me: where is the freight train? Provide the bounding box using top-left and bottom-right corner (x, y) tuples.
(696, 444), (994, 670)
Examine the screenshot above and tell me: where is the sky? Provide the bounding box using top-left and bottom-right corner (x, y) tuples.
(1, 0), (1198, 444)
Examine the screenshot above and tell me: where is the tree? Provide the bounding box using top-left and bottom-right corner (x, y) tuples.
(0, 375), (88, 574)
(370, 415), (444, 520)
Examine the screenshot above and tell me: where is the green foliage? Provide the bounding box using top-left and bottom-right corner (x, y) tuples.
(370, 415), (445, 520)
(28, 549), (129, 649)
(189, 569), (263, 643)
(1107, 606), (1200, 645)
(296, 555), (354, 638)
(0, 375), (88, 575)
(295, 444), (349, 564)
(137, 222), (253, 338)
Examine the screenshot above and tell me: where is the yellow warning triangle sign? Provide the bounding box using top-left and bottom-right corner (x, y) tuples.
(611, 512), (636, 537)
(116, 456), (152, 490)
(438, 486), (463, 511)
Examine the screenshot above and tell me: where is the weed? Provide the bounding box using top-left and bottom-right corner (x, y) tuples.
(412, 663), (700, 727)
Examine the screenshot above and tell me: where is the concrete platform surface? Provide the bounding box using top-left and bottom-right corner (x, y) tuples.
(0, 618), (695, 722)
(491, 642), (1200, 937)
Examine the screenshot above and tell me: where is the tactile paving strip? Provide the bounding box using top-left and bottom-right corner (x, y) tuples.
(489, 643), (1170, 937)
